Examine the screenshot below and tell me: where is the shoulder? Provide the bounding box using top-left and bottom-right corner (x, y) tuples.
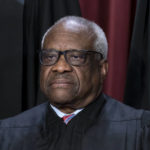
(0, 102), (49, 128)
(141, 110), (150, 127)
(101, 94), (149, 123)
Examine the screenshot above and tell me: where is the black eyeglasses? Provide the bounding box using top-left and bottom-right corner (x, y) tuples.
(39, 49), (103, 66)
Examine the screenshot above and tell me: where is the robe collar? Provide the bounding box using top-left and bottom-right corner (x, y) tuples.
(45, 93), (106, 133)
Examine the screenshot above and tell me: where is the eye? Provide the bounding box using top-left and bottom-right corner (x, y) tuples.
(68, 54), (86, 65)
(70, 54), (85, 60)
(42, 54), (58, 63)
(66, 50), (88, 65)
(71, 55), (81, 59)
(47, 55), (57, 59)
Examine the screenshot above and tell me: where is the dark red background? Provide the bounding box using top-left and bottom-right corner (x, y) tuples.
(79, 0), (137, 101)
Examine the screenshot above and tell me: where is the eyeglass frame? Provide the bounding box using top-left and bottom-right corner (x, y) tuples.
(39, 49), (103, 67)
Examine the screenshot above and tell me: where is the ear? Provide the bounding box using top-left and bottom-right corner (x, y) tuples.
(99, 60), (108, 81)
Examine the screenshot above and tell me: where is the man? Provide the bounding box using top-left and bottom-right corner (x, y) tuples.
(0, 16), (150, 150)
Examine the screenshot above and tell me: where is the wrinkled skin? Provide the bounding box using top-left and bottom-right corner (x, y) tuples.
(40, 23), (108, 113)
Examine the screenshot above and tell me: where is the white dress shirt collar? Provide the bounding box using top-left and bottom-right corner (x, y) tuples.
(50, 104), (83, 118)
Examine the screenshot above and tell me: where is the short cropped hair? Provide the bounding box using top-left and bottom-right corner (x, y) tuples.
(41, 16), (108, 59)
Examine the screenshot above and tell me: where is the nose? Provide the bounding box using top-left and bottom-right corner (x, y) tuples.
(51, 55), (73, 73)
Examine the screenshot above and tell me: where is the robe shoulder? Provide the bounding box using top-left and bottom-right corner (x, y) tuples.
(0, 102), (49, 127)
(101, 94), (150, 127)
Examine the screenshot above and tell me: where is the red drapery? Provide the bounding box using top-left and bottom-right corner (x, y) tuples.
(79, 0), (136, 101)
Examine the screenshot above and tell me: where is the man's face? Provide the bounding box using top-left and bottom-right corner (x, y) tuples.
(40, 26), (108, 110)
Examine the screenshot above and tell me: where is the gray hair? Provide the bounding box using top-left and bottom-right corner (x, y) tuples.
(41, 16), (108, 59)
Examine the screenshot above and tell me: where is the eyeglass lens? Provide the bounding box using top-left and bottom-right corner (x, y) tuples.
(40, 49), (101, 66)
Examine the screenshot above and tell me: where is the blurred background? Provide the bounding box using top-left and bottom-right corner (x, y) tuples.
(0, 0), (149, 119)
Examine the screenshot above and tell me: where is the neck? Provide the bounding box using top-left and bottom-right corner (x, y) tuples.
(50, 91), (102, 114)
(54, 105), (77, 114)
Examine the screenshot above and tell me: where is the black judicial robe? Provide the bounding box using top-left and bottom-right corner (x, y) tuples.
(0, 94), (150, 150)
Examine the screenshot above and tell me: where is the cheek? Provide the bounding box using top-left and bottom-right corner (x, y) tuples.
(75, 65), (101, 90)
(40, 67), (51, 89)
(74, 66), (93, 88)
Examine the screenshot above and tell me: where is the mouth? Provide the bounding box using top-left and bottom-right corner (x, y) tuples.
(49, 79), (73, 88)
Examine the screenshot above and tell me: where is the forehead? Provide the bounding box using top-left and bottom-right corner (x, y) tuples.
(43, 26), (96, 51)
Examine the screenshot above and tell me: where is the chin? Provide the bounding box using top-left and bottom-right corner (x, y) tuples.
(47, 90), (77, 105)
(49, 97), (75, 107)
(44, 85), (79, 105)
